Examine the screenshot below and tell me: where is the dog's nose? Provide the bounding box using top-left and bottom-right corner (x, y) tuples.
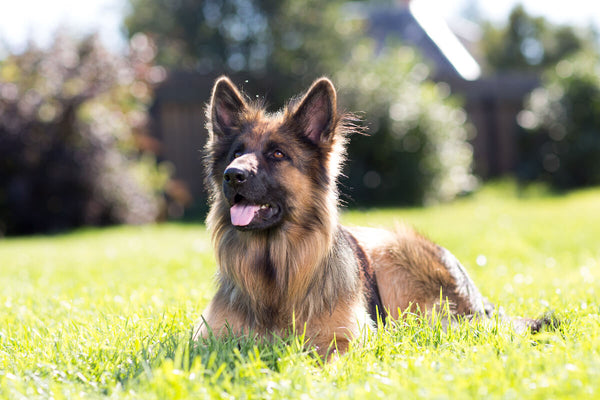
(223, 167), (249, 186)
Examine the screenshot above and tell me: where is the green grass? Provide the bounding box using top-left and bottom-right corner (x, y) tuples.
(1, 182), (600, 399)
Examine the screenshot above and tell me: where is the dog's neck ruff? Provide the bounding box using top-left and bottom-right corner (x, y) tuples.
(207, 200), (361, 325)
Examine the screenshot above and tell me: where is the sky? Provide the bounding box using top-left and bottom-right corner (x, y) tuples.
(0, 0), (598, 55)
(0, 0), (127, 53)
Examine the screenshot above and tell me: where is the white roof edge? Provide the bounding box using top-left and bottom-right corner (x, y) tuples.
(410, 0), (481, 81)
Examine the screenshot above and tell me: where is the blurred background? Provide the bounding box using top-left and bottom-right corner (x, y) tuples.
(1, 0), (599, 235)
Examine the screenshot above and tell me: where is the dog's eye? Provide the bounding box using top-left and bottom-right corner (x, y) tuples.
(273, 150), (285, 159)
(233, 151), (243, 159)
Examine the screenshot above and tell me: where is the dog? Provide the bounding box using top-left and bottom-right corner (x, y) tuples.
(193, 76), (549, 358)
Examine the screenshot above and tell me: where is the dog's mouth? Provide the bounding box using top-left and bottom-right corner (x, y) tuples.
(229, 194), (282, 230)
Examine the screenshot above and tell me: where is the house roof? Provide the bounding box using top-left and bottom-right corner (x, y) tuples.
(367, 1), (481, 81)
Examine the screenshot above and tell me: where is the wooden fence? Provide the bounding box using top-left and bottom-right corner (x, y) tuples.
(150, 71), (539, 207)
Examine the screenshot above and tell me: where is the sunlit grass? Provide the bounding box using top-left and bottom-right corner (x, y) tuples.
(1, 182), (599, 399)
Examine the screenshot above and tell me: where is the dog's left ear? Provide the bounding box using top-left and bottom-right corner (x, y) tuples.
(292, 78), (337, 144)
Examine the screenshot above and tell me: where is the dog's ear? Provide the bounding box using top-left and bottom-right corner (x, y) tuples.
(292, 78), (337, 144)
(209, 76), (247, 137)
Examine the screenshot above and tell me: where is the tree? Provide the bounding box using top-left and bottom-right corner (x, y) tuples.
(125, 0), (271, 72)
(124, 1), (359, 71)
(481, 4), (596, 73)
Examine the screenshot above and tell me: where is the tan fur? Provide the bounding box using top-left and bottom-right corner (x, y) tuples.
(193, 77), (546, 359)
(349, 226), (473, 320)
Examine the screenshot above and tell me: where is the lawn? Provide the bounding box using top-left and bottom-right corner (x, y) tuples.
(1, 182), (600, 399)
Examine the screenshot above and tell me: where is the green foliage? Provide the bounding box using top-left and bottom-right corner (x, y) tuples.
(480, 5), (600, 190)
(125, 0), (367, 104)
(481, 4), (596, 73)
(337, 43), (476, 205)
(125, 0), (271, 71)
(124, 0), (373, 77)
(1, 184), (600, 398)
(0, 34), (170, 235)
(518, 51), (600, 189)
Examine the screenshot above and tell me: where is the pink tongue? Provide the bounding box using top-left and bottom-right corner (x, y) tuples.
(230, 203), (260, 226)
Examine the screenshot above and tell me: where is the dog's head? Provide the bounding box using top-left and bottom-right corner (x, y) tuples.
(204, 77), (351, 232)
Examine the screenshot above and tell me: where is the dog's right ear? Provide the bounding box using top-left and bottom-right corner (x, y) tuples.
(209, 76), (247, 137)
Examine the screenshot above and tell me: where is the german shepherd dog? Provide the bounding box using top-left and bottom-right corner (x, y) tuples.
(193, 77), (549, 357)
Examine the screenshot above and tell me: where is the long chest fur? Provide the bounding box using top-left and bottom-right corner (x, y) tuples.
(215, 226), (365, 330)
